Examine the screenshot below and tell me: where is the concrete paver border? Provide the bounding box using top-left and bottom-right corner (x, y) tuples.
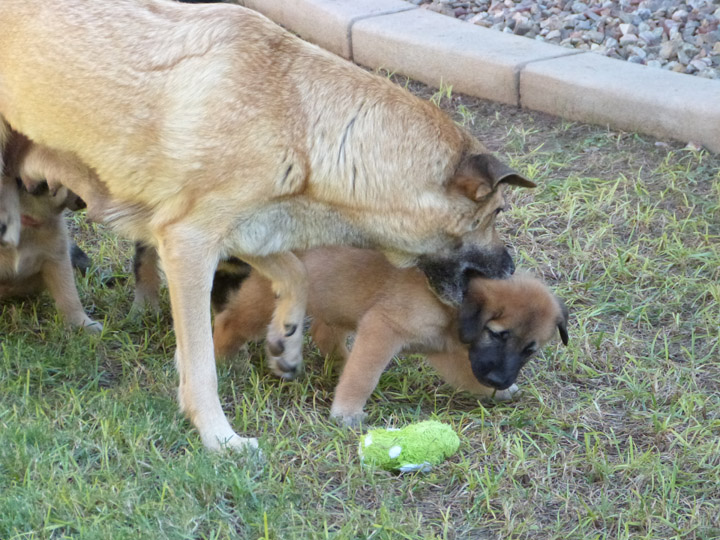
(237, 0), (719, 152)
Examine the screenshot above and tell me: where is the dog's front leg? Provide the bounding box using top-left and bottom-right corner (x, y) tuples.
(157, 226), (258, 452)
(242, 253), (308, 380)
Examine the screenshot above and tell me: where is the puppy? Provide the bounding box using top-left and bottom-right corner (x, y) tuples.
(213, 247), (568, 425)
(0, 0), (535, 450)
(0, 175), (101, 332)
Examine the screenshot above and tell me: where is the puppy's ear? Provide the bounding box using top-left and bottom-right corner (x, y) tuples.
(458, 287), (493, 344)
(449, 154), (536, 202)
(458, 297), (482, 344)
(557, 300), (569, 346)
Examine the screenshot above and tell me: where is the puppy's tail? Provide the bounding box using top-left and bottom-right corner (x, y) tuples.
(0, 118), (10, 177)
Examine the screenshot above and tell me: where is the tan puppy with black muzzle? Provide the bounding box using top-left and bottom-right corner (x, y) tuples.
(0, 174), (101, 332)
(213, 247), (568, 425)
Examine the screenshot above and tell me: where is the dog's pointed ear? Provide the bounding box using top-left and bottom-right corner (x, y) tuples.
(557, 301), (569, 346)
(448, 154), (535, 201)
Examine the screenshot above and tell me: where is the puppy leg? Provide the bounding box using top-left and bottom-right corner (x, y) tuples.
(212, 273), (275, 361)
(426, 352), (519, 401)
(157, 225), (257, 452)
(309, 320), (349, 362)
(41, 242), (102, 333)
(330, 315), (404, 426)
(132, 242), (162, 313)
(241, 253), (308, 381)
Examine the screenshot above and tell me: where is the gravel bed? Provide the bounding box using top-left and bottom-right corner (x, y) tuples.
(408, 0), (720, 79)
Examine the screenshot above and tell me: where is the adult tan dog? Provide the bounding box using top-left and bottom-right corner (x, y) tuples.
(212, 247), (569, 425)
(0, 0), (533, 450)
(0, 164), (100, 332)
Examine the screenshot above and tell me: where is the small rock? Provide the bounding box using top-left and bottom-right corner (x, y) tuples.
(639, 30), (662, 46)
(572, 2), (588, 14)
(690, 58), (711, 70)
(619, 23), (636, 35)
(628, 45), (647, 59)
(620, 33), (639, 44)
(647, 59), (663, 68)
(698, 69), (718, 79)
(671, 9), (688, 22)
(678, 43), (699, 64)
(546, 29), (562, 39)
(628, 55), (645, 63)
(660, 39), (679, 59)
(636, 8), (652, 20)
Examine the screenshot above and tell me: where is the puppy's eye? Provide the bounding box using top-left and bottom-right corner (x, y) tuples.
(522, 342), (538, 356)
(494, 207), (504, 216)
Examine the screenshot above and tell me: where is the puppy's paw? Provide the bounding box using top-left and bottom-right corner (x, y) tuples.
(330, 404), (367, 428)
(493, 383), (520, 402)
(130, 293), (161, 316)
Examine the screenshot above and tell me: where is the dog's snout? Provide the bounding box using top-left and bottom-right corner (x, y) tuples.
(500, 249), (515, 277)
(0, 222), (7, 237)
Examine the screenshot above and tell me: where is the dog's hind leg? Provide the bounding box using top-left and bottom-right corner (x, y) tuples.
(157, 224), (258, 452)
(241, 253), (308, 381)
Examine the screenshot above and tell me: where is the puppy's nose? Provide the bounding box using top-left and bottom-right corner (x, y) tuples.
(0, 222), (7, 237)
(484, 372), (513, 390)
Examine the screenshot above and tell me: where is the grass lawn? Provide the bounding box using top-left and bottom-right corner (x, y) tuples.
(1, 76), (719, 539)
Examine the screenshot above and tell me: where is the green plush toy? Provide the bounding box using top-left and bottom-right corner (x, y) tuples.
(359, 420), (460, 473)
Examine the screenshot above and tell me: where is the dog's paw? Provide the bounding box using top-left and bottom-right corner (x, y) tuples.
(266, 322), (304, 380)
(204, 432), (261, 455)
(73, 316), (103, 333)
(84, 320), (104, 333)
(493, 384), (520, 401)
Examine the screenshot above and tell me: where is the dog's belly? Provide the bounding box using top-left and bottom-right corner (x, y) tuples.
(225, 199), (369, 257)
